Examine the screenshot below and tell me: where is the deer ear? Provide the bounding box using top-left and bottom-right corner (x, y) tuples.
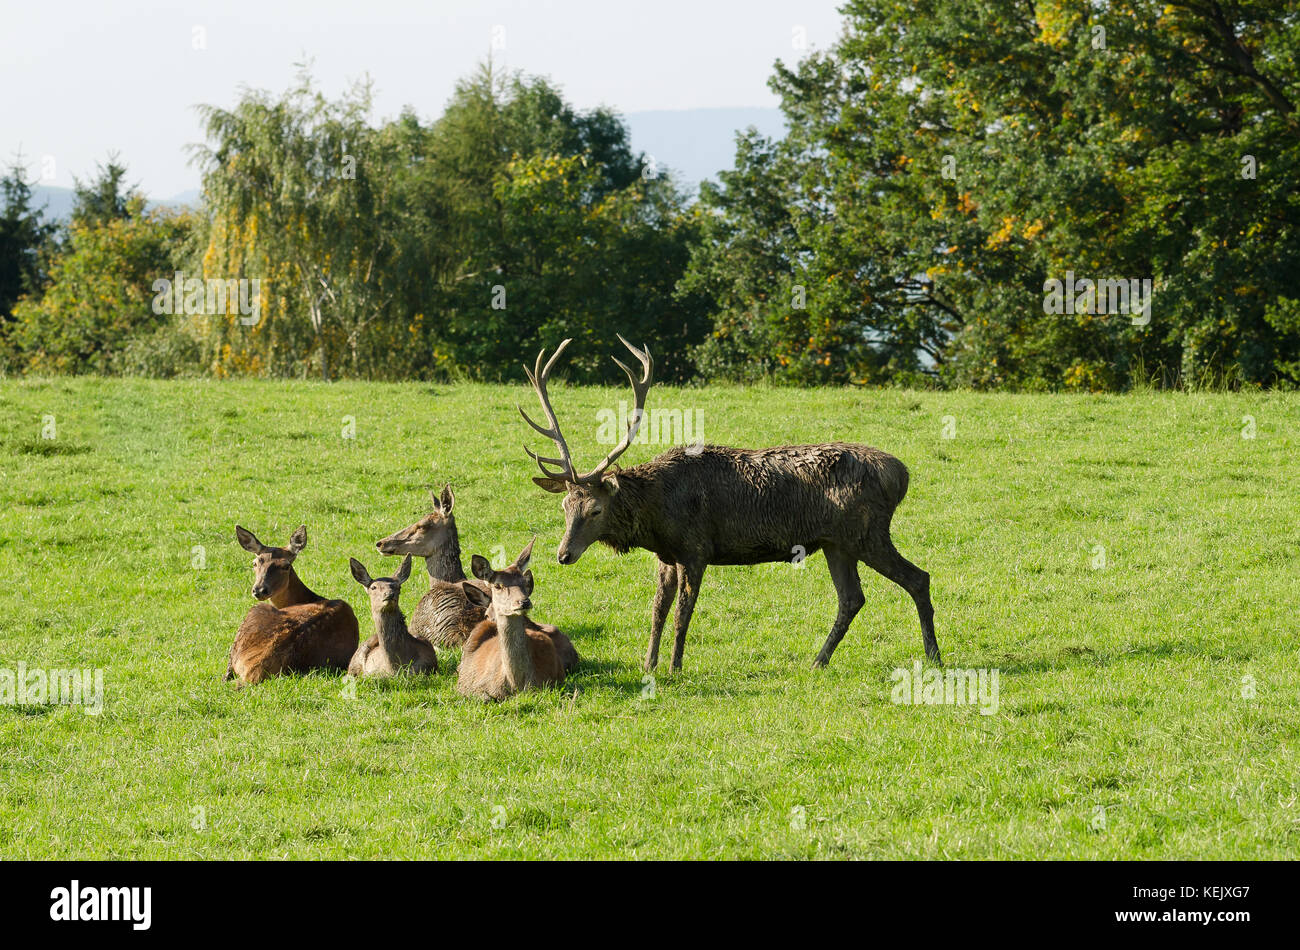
(533, 477), (567, 494)
(603, 473), (621, 495)
(393, 555), (412, 586)
(288, 525), (308, 555)
(349, 558), (373, 587)
(515, 537), (535, 572)
(235, 525), (265, 554)
(461, 581), (491, 608)
(470, 554), (494, 581)
(440, 484), (455, 513)
(521, 570), (534, 597)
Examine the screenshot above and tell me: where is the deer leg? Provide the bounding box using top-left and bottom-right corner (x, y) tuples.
(646, 559), (678, 671)
(669, 562), (705, 672)
(864, 540), (941, 665)
(812, 547), (865, 668)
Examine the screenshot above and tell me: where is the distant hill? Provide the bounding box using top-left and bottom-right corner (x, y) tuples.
(28, 185), (76, 221)
(622, 108), (786, 193)
(27, 185), (201, 222)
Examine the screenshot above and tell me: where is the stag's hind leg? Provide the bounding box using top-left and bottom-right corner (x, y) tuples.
(645, 559), (678, 671)
(669, 562), (705, 672)
(863, 536), (941, 664)
(812, 547), (866, 668)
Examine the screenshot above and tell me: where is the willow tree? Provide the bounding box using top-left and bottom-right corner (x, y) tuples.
(192, 68), (404, 379)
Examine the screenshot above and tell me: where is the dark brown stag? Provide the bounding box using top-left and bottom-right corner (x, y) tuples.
(521, 336), (941, 671)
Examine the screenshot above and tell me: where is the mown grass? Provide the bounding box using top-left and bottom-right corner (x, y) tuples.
(0, 377), (1296, 858)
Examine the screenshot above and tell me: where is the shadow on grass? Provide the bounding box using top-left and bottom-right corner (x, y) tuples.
(990, 639), (1254, 675)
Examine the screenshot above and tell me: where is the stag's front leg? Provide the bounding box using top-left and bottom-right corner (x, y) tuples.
(669, 562), (705, 672)
(646, 559), (678, 671)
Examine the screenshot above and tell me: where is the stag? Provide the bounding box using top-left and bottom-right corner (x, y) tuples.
(521, 337), (941, 671)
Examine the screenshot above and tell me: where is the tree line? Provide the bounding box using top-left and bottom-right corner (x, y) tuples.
(3, 1), (1298, 390)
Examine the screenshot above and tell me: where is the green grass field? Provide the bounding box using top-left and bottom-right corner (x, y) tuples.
(1, 377), (1296, 858)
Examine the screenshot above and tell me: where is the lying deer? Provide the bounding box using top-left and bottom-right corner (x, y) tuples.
(347, 555), (437, 677)
(375, 484), (566, 646)
(456, 539), (579, 701)
(225, 525), (359, 684)
(373, 484), (486, 647)
(521, 336), (941, 671)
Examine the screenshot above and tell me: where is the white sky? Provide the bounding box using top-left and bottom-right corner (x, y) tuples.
(1, 0), (845, 197)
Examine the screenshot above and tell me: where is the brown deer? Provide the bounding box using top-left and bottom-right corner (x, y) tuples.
(347, 555), (438, 677)
(225, 525), (359, 684)
(521, 336), (941, 672)
(456, 539), (579, 701)
(374, 485), (486, 648)
(375, 484), (567, 646)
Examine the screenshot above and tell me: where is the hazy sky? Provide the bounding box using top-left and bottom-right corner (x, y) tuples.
(2, 0), (846, 197)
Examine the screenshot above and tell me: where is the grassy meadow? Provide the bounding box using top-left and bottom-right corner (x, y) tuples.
(0, 377), (1296, 859)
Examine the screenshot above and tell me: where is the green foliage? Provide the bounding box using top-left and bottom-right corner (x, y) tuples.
(6, 192), (195, 375)
(71, 155), (135, 229)
(686, 0), (1300, 389)
(0, 156), (59, 333)
(190, 63), (707, 382)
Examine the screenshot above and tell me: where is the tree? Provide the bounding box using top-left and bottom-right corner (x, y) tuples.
(8, 199), (195, 374)
(71, 155), (135, 229)
(427, 63), (708, 382)
(194, 67), (406, 379)
(0, 155), (58, 333)
(685, 0), (1300, 389)
(190, 62), (708, 381)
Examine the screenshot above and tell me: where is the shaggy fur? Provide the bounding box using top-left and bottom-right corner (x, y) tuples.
(544, 441), (938, 670)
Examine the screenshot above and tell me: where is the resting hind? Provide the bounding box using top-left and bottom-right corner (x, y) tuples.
(225, 524), (358, 684)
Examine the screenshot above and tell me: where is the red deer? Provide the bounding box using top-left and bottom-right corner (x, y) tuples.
(375, 484), (568, 646)
(347, 555), (438, 677)
(456, 540), (579, 701)
(374, 485), (486, 648)
(522, 337), (941, 671)
(225, 525), (359, 684)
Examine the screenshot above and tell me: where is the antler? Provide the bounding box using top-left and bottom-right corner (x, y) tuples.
(519, 339), (578, 482)
(519, 335), (654, 485)
(576, 335), (653, 483)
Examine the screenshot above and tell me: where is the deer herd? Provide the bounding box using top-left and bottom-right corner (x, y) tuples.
(224, 336), (943, 700)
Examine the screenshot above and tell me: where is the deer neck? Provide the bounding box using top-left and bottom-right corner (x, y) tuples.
(424, 520), (467, 583)
(273, 568), (323, 607)
(374, 607), (415, 659)
(603, 475), (653, 554)
(495, 613), (534, 689)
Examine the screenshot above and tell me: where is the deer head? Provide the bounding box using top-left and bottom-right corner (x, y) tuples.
(520, 336), (652, 564)
(462, 540), (536, 617)
(236, 524), (307, 601)
(350, 554), (413, 614)
(375, 484), (458, 557)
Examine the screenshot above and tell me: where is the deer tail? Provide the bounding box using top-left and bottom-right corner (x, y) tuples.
(880, 455), (910, 509)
